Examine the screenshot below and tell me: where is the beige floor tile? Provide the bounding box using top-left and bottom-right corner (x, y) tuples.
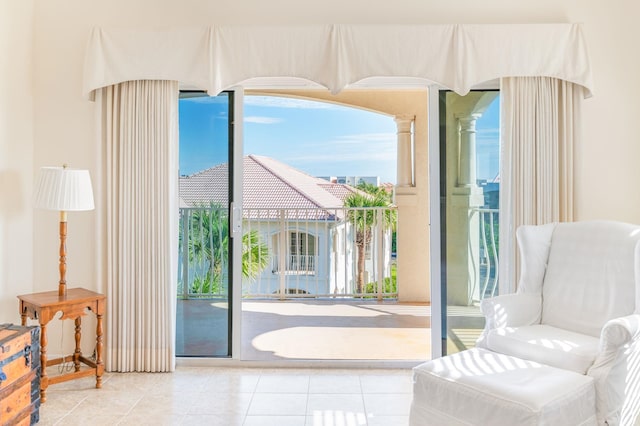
(306, 393), (365, 416)
(363, 393), (413, 416)
(308, 375), (361, 393)
(187, 392), (253, 415)
(65, 389), (142, 416)
(180, 413), (245, 426)
(52, 414), (125, 425)
(248, 393), (308, 416)
(366, 415), (410, 426)
(201, 373), (261, 393)
(34, 366), (416, 426)
(128, 393), (197, 416)
(305, 410), (368, 426)
(244, 415), (307, 426)
(359, 374), (413, 393)
(118, 413), (184, 426)
(255, 374), (310, 393)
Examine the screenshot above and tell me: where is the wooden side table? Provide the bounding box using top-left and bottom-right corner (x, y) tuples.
(17, 288), (106, 403)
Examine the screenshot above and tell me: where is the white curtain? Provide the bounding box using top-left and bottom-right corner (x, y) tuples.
(499, 77), (582, 291)
(98, 80), (179, 372)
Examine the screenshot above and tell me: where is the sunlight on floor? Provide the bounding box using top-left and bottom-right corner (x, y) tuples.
(242, 301), (391, 317)
(251, 326), (430, 360)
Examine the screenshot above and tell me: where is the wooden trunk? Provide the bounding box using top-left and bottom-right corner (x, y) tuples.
(0, 324), (40, 426)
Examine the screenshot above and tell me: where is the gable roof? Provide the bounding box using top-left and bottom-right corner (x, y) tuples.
(179, 155), (364, 220)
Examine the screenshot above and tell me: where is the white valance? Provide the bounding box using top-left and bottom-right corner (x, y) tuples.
(83, 24), (593, 98)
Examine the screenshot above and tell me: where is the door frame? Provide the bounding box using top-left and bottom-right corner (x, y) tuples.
(230, 87), (244, 360)
(428, 86), (444, 359)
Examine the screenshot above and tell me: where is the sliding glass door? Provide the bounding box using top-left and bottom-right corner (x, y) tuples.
(176, 90), (242, 357)
(437, 89), (501, 355)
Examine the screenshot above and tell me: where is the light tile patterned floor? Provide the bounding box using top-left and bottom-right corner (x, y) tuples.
(38, 367), (414, 426)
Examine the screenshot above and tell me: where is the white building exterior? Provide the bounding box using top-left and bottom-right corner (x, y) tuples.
(180, 155), (393, 297)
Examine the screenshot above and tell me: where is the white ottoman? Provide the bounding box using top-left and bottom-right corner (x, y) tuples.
(410, 348), (597, 426)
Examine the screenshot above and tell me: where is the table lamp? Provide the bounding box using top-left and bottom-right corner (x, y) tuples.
(33, 165), (95, 297)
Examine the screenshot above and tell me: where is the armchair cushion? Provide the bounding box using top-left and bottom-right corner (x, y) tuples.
(541, 221), (639, 337)
(484, 325), (600, 374)
(480, 292), (542, 330)
(516, 223), (555, 293)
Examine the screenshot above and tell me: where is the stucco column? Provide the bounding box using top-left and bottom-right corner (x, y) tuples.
(456, 113), (481, 188)
(448, 112), (484, 306)
(395, 115), (415, 187)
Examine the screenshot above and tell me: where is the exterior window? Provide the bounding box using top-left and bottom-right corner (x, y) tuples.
(272, 231), (317, 274)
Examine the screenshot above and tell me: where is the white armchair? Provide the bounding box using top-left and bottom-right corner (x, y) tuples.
(477, 220), (640, 425)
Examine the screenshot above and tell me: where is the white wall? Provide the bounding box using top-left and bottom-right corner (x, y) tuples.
(2, 0), (640, 324)
(0, 0), (34, 323)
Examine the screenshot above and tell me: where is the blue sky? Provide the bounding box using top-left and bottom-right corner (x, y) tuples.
(475, 96), (501, 181)
(243, 96), (398, 183)
(179, 93), (500, 184)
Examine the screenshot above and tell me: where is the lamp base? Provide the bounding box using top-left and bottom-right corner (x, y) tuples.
(59, 216), (67, 297)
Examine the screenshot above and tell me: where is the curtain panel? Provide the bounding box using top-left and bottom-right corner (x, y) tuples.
(83, 24), (593, 98)
(98, 80), (179, 372)
(499, 77), (582, 291)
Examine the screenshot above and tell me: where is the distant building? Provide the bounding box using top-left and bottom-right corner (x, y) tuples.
(318, 175), (380, 187)
(477, 176), (500, 209)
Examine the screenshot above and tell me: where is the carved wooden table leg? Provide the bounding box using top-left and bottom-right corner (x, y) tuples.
(74, 317), (82, 372)
(96, 313), (103, 388)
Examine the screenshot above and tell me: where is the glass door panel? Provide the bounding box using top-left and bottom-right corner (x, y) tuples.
(176, 92), (235, 357)
(439, 90), (500, 355)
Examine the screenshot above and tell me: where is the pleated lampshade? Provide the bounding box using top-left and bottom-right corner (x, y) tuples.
(33, 166), (95, 211)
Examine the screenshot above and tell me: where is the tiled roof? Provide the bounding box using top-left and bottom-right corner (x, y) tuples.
(179, 155), (363, 219)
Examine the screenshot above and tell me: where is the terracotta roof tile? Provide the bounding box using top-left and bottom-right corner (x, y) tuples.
(179, 155), (362, 220)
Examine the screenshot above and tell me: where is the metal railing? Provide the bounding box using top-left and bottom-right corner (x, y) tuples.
(469, 207), (499, 302)
(272, 254), (316, 274)
(178, 206), (398, 300)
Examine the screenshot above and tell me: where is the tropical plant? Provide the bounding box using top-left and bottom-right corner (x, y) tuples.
(343, 187), (396, 294)
(242, 229), (270, 281)
(180, 202), (270, 296)
(364, 262), (397, 296)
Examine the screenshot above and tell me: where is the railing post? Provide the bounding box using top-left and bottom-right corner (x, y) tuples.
(376, 208), (384, 301)
(181, 209), (190, 299)
(279, 209), (287, 300)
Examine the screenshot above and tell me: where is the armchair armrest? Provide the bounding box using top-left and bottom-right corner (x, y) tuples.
(599, 314), (640, 353)
(588, 314), (640, 425)
(480, 292), (542, 330)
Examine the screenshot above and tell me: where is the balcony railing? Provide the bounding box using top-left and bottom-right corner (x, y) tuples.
(178, 206), (397, 300)
(272, 254), (316, 274)
(469, 207), (499, 302)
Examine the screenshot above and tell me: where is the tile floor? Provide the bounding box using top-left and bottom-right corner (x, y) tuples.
(38, 366), (414, 425)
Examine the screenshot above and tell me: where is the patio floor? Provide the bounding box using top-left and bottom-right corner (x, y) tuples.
(242, 300), (431, 361)
(177, 298), (485, 362)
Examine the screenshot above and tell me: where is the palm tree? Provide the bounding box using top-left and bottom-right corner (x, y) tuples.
(242, 229), (269, 281)
(181, 202), (270, 295)
(343, 188), (396, 294)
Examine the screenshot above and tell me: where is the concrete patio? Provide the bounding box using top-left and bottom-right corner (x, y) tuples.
(176, 299), (485, 362)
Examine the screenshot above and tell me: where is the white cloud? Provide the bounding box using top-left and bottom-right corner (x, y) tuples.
(476, 128), (499, 137)
(244, 95), (338, 110)
(244, 116), (283, 124)
(289, 134), (397, 163)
